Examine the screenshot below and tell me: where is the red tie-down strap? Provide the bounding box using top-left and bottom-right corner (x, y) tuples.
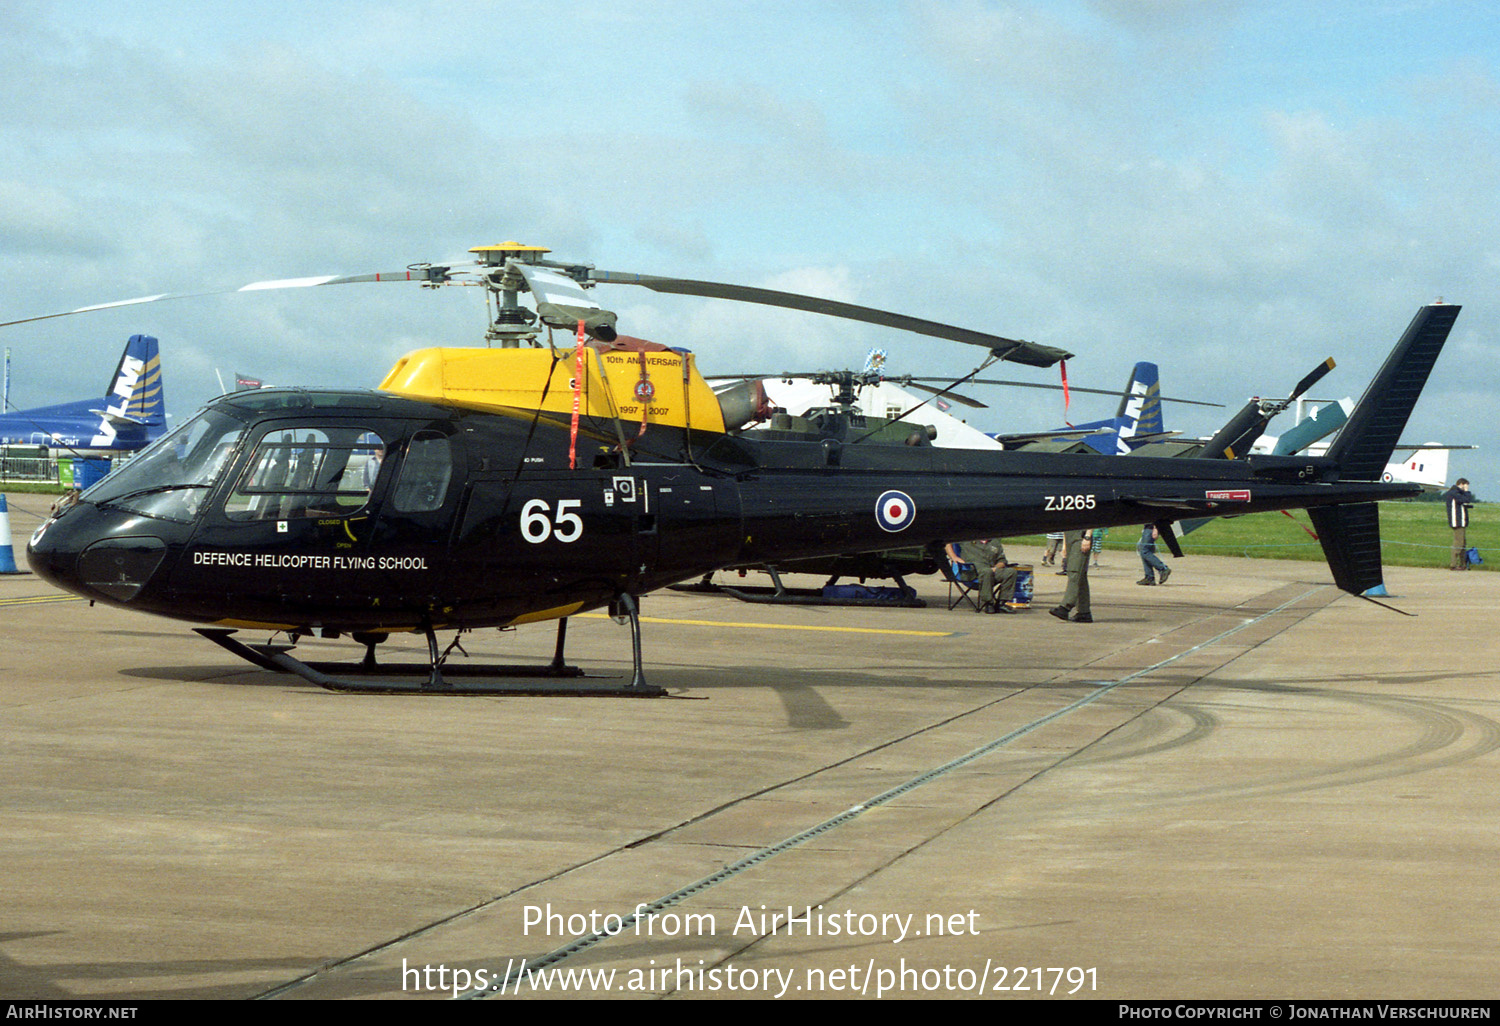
(569, 320), (587, 469)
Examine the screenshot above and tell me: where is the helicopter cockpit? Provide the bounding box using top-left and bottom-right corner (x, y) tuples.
(78, 399), (396, 526)
(29, 387), (468, 621)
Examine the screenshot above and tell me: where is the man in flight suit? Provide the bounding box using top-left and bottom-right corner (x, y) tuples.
(1050, 528), (1093, 623)
(953, 538), (1018, 614)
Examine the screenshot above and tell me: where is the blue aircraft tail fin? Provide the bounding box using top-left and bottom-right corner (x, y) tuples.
(1078, 361), (1161, 454)
(1118, 361), (1163, 446)
(1271, 398), (1351, 455)
(101, 335), (165, 426)
(0, 335), (166, 452)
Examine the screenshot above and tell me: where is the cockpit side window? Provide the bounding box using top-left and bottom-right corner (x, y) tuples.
(391, 431), (452, 513)
(224, 427), (384, 521)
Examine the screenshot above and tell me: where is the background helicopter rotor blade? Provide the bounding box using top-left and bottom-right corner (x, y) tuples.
(1287, 357), (1336, 407)
(902, 381), (989, 408)
(0, 265), (462, 330)
(962, 377), (1225, 407)
(586, 269), (1074, 367)
(707, 372), (1224, 408)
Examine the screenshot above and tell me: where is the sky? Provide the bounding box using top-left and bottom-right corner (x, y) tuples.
(2, 0), (1496, 493)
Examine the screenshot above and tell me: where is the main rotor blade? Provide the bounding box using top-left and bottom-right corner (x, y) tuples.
(0, 266), (463, 329)
(512, 262), (618, 335)
(587, 270), (1074, 367)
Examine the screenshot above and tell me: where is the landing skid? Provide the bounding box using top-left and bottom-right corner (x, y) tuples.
(194, 612), (667, 697)
(670, 568), (925, 607)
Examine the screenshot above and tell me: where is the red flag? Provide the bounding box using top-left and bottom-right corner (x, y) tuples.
(1060, 359), (1070, 412)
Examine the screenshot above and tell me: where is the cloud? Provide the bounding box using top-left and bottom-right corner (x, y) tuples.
(1, 1), (1494, 490)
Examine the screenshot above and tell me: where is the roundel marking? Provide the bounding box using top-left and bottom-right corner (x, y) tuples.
(1382, 471), (1393, 482)
(876, 489), (916, 533)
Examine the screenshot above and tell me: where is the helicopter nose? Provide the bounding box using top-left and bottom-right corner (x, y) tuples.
(27, 513), (168, 604)
(25, 515), (75, 591)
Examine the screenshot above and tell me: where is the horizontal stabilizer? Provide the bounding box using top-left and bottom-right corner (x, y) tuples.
(89, 409), (151, 426)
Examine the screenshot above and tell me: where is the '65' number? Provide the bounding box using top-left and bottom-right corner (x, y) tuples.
(521, 499), (584, 543)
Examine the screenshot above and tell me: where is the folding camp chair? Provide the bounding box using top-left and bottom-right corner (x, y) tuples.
(943, 556), (982, 611)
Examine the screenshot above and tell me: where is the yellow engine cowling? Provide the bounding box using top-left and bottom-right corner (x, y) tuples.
(377, 338), (729, 435)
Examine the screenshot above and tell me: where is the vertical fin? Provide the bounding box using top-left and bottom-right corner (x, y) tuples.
(122, 335), (165, 425)
(1123, 361), (1163, 443)
(90, 335), (164, 447)
(1307, 502), (1384, 595)
(1325, 305), (1459, 480)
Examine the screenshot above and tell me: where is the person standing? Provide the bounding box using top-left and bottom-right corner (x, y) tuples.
(1050, 528), (1093, 623)
(1444, 477), (1476, 570)
(1136, 523), (1171, 585)
(1042, 531), (1064, 566)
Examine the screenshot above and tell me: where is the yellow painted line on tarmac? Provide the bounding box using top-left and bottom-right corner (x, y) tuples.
(0, 594), (85, 608)
(577, 612), (954, 637)
(0, 591), (955, 636)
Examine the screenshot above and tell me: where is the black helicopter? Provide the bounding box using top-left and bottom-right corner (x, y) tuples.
(12, 243), (1459, 694)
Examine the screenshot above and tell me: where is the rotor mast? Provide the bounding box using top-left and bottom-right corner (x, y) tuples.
(469, 242), (552, 347)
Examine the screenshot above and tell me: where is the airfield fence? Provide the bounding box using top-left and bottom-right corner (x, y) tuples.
(0, 453), (59, 484)
(1016, 510), (1493, 571)
(1163, 538), (1463, 561)
(0, 450), (127, 488)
